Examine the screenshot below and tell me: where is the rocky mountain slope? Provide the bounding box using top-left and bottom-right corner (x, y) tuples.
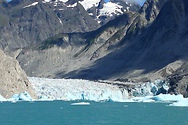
(15, 0), (167, 79)
(0, 0), (140, 51)
(0, 0), (100, 50)
(0, 49), (35, 98)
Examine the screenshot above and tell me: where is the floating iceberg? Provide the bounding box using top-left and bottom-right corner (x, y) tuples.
(170, 98), (188, 107)
(131, 94), (185, 103)
(71, 102), (90, 106)
(150, 94), (184, 102)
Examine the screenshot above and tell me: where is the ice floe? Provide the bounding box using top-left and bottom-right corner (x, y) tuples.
(169, 98), (188, 107)
(71, 102), (90, 106)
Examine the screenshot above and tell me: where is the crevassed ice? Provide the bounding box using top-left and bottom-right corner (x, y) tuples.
(0, 77), (187, 107)
(29, 77), (129, 102)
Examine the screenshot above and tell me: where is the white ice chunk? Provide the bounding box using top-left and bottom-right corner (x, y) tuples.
(131, 94), (186, 103)
(71, 102), (90, 106)
(151, 94), (184, 102)
(170, 98), (188, 107)
(0, 95), (7, 101)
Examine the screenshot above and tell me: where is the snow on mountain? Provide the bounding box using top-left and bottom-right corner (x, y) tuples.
(98, 2), (123, 17)
(79, 0), (101, 10)
(67, 3), (77, 7)
(43, 0), (69, 3)
(23, 2), (38, 8)
(38, 0), (140, 24)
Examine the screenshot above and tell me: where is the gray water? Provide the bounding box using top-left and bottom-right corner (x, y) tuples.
(0, 101), (187, 125)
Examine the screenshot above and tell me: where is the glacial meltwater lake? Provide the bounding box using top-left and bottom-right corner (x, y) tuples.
(0, 101), (187, 125)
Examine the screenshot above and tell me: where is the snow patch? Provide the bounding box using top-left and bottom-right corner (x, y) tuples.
(99, 2), (123, 17)
(67, 3), (77, 8)
(58, 17), (63, 25)
(151, 94), (184, 102)
(42, 0), (68, 3)
(79, 0), (101, 10)
(23, 2), (38, 8)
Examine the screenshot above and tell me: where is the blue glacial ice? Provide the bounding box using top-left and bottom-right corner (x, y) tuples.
(8, 92), (33, 102)
(29, 77), (129, 102)
(28, 77), (188, 106)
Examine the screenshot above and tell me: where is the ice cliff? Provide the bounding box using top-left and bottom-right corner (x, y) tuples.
(28, 77), (129, 102)
(0, 77), (187, 106)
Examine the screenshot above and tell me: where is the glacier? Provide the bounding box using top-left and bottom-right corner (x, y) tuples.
(29, 77), (129, 102)
(0, 77), (187, 107)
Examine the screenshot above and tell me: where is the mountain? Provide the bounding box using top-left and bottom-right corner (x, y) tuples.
(0, 49), (36, 98)
(0, 0), (99, 50)
(0, 0), (141, 51)
(14, 0), (168, 80)
(1, 0), (188, 97)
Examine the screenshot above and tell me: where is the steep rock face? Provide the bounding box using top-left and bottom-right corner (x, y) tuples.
(140, 0), (168, 23)
(0, 49), (35, 98)
(67, 0), (188, 98)
(84, 0), (188, 79)
(124, 0), (168, 39)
